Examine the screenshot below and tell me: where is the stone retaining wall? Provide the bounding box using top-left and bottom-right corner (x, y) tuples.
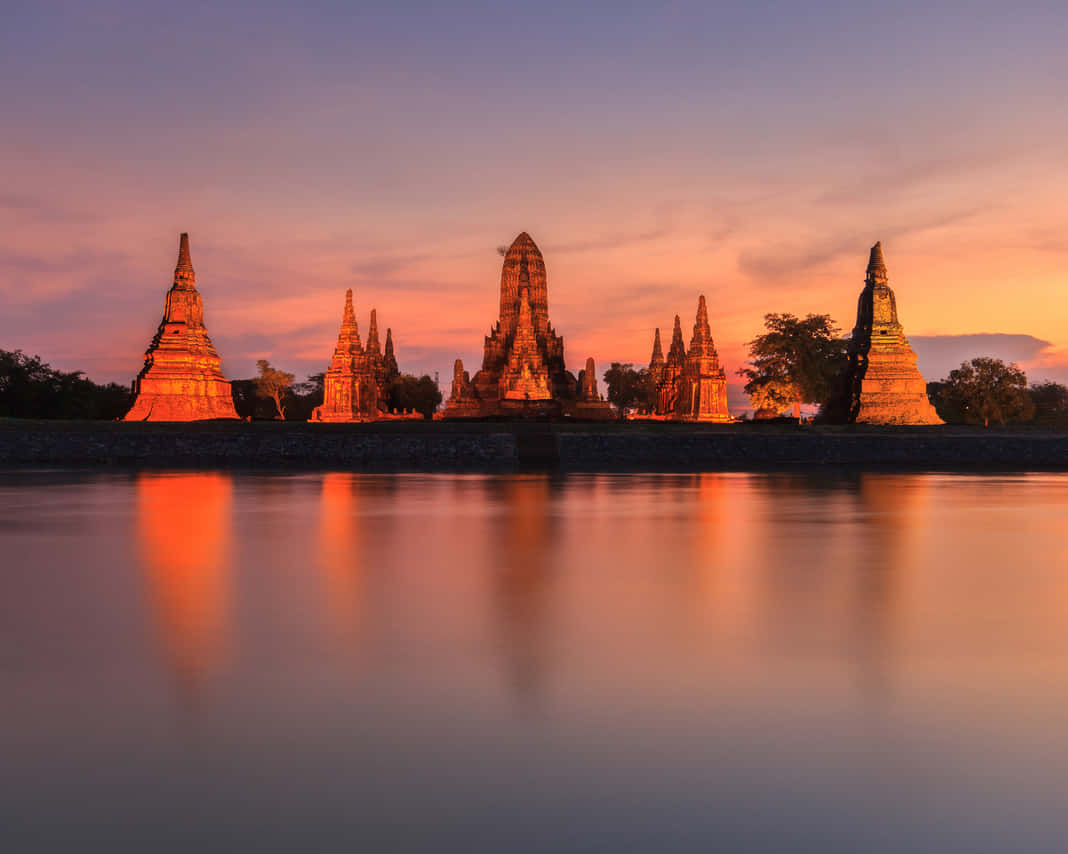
(0, 425), (517, 469)
(1, 423), (1066, 470)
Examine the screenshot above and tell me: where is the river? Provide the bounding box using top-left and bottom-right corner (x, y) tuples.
(3, 471), (1067, 852)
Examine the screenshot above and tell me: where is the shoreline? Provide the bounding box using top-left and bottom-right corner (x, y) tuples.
(1, 420), (1066, 471)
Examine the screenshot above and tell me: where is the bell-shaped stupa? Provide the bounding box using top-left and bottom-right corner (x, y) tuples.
(124, 233), (239, 421)
(846, 242), (942, 424)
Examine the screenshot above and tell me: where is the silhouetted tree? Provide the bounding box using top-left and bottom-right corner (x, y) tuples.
(286, 372), (325, 421)
(926, 381), (964, 424)
(602, 363), (655, 413)
(0, 349), (132, 419)
(387, 373), (442, 419)
(253, 359), (295, 419)
(1029, 381), (1068, 426)
(738, 314), (846, 420)
(938, 357), (1033, 426)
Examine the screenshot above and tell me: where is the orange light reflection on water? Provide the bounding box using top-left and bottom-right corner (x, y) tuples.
(136, 472), (232, 696)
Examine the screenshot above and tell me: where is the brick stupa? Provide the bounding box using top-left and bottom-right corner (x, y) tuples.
(124, 233), (239, 421)
(443, 232), (612, 419)
(310, 289), (404, 421)
(846, 242), (942, 425)
(678, 296), (730, 421)
(644, 297), (730, 421)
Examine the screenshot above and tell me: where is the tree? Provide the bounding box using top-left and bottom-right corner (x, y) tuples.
(737, 314), (846, 420)
(386, 374), (442, 419)
(253, 359), (295, 419)
(602, 363), (655, 413)
(938, 357), (1033, 426)
(1029, 381), (1068, 426)
(287, 372), (325, 421)
(0, 349), (132, 419)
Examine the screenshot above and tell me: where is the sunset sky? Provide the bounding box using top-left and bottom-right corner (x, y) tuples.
(2, 0), (1066, 397)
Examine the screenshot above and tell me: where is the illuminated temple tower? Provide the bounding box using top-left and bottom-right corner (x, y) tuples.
(645, 297), (730, 421)
(846, 242), (942, 425)
(124, 233), (239, 421)
(677, 295), (730, 421)
(311, 289), (402, 422)
(443, 232), (613, 419)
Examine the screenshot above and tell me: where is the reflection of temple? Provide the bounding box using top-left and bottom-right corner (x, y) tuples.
(136, 472), (232, 695)
(443, 232), (613, 419)
(491, 476), (556, 708)
(846, 243), (942, 424)
(311, 290), (403, 421)
(642, 296), (731, 421)
(317, 473), (363, 639)
(124, 233), (240, 421)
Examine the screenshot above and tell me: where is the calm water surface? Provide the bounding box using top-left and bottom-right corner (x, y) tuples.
(3, 470), (1068, 852)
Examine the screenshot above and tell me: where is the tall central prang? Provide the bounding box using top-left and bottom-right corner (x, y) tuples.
(443, 232), (612, 418)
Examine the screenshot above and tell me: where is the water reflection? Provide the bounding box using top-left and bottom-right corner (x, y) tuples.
(489, 475), (557, 711)
(7, 471), (1068, 853)
(136, 472), (232, 698)
(318, 473), (364, 643)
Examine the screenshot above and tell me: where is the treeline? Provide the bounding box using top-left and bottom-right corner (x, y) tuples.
(603, 313), (1068, 426)
(0, 349), (133, 419)
(0, 349), (442, 421)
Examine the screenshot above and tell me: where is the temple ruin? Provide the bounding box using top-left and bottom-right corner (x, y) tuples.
(846, 242), (942, 425)
(443, 232), (613, 419)
(124, 233), (239, 421)
(643, 296), (731, 421)
(310, 289), (403, 422)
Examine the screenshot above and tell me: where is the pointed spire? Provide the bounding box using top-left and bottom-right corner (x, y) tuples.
(667, 314), (686, 364)
(176, 232), (193, 272)
(650, 327), (665, 368)
(173, 232), (196, 289)
(384, 327), (399, 380)
(867, 241), (887, 283)
(688, 294), (716, 357)
(367, 308), (381, 354)
(342, 288), (356, 330)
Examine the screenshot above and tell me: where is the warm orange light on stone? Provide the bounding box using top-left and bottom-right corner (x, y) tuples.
(847, 242), (943, 425)
(310, 289), (408, 421)
(443, 232), (613, 419)
(643, 296), (731, 421)
(124, 233), (239, 421)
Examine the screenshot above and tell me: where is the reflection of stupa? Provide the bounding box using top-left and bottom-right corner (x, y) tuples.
(137, 472), (232, 695)
(318, 473), (363, 639)
(846, 243), (942, 424)
(124, 234), (239, 421)
(443, 232), (613, 419)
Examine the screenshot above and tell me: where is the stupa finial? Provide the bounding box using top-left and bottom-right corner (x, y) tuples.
(650, 327), (664, 367)
(176, 232), (193, 272)
(367, 308), (381, 354)
(867, 241), (887, 283)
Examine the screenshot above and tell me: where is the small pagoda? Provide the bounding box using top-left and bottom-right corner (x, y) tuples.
(643, 296), (730, 421)
(846, 242), (942, 425)
(124, 233), (239, 421)
(310, 289), (402, 422)
(443, 232), (613, 419)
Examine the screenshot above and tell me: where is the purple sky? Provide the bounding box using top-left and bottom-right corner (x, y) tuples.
(2, 1), (1066, 391)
